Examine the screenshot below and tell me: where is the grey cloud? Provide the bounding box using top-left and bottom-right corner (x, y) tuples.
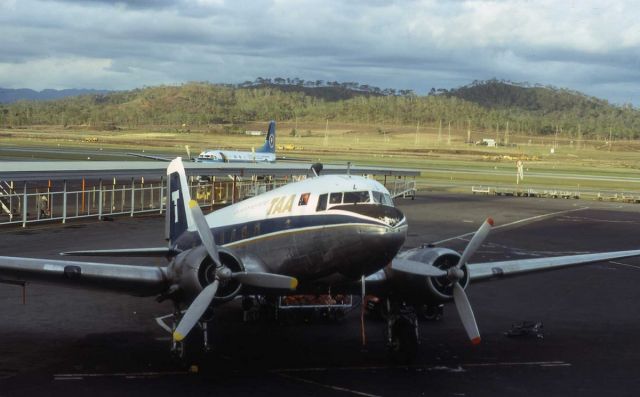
(0, 0), (638, 105)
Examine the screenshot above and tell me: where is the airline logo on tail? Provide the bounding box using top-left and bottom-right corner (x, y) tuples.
(166, 158), (195, 244)
(258, 120), (276, 153)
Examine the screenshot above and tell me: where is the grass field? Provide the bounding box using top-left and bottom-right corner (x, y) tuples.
(1, 122), (640, 196)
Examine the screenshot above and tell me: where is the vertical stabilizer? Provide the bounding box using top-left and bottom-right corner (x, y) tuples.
(165, 157), (195, 244)
(256, 121), (276, 153)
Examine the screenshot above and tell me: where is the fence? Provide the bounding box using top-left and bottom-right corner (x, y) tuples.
(0, 179), (292, 227)
(0, 175), (415, 227)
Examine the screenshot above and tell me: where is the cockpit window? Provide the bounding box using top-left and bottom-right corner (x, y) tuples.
(343, 191), (370, 204)
(329, 192), (342, 204)
(316, 193), (327, 211)
(372, 191), (394, 207)
(382, 193), (394, 206)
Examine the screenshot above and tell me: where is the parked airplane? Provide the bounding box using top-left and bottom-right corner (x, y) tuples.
(1, 157), (640, 361)
(194, 120), (276, 163)
(128, 121), (277, 163)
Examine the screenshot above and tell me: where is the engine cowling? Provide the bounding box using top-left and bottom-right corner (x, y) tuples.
(388, 246), (470, 304)
(168, 245), (245, 304)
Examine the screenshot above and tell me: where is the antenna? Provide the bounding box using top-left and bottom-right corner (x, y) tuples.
(311, 163), (323, 177)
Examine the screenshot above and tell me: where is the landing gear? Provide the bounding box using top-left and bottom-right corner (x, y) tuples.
(169, 307), (214, 364)
(384, 298), (419, 363)
(170, 309), (188, 362)
(417, 303), (444, 322)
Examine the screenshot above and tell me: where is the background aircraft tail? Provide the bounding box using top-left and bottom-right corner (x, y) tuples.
(256, 121), (276, 153)
(165, 157), (195, 244)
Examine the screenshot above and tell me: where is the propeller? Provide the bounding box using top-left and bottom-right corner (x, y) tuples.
(174, 280), (219, 342)
(392, 218), (493, 345)
(172, 200), (298, 342)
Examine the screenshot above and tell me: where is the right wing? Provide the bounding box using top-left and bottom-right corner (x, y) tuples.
(127, 153), (173, 161)
(0, 256), (167, 297)
(468, 249), (640, 281)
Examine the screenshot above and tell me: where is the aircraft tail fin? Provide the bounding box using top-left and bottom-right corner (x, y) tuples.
(256, 120), (276, 153)
(165, 157), (195, 245)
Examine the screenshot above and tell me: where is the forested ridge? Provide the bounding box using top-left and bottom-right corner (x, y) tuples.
(1, 79), (638, 139)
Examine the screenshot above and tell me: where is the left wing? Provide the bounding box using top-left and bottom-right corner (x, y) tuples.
(468, 249), (640, 281)
(0, 256), (167, 297)
(61, 247), (179, 257)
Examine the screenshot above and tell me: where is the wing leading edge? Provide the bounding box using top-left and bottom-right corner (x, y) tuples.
(0, 256), (167, 297)
(468, 249), (640, 281)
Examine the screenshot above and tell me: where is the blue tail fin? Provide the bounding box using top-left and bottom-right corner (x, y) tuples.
(165, 157), (195, 244)
(256, 121), (276, 153)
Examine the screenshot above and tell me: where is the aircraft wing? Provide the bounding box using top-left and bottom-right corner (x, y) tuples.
(60, 247), (178, 257)
(468, 249), (640, 281)
(127, 152), (174, 161)
(0, 256), (167, 297)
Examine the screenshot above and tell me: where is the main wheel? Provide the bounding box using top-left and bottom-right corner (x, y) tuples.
(388, 317), (418, 363)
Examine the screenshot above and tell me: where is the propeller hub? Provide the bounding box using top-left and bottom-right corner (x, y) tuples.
(448, 267), (465, 282)
(216, 266), (232, 281)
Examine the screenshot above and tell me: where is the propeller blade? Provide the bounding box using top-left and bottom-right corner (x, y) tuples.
(453, 282), (481, 345)
(188, 199), (221, 268)
(457, 218), (494, 268)
(391, 258), (447, 277)
(173, 280), (219, 342)
(232, 272), (298, 290)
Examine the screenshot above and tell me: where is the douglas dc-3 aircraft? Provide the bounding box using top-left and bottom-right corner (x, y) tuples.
(1, 157), (640, 360)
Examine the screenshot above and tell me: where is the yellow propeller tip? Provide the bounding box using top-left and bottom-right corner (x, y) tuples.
(173, 331), (185, 342)
(188, 200), (198, 209)
(290, 278), (299, 290)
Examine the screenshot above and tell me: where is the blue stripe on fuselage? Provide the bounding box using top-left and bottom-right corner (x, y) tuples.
(172, 213), (394, 250)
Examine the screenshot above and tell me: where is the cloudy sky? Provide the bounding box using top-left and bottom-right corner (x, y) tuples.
(1, 0), (638, 104)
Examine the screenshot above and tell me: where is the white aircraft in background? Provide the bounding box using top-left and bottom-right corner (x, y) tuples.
(1, 157), (640, 361)
(128, 121), (276, 163)
(194, 121), (276, 163)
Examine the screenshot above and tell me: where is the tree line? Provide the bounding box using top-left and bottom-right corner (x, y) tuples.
(0, 80), (638, 139)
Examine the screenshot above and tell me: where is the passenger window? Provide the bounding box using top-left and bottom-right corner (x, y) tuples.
(254, 222), (261, 236)
(298, 193), (310, 206)
(241, 225), (248, 239)
(316, 194), (328, 211)
(329, 193), (342, 204)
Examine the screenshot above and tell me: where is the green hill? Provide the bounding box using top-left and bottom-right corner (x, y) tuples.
(1, 79), (638, 139)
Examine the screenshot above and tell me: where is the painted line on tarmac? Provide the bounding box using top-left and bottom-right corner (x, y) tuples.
(275, 372), (382, 397)
(272, 360), (570, 373)
(53, 371), (190, 381)
(608, 261), (640, 270)
(434, 207), (589, 245)
(465, 360), (570, 368)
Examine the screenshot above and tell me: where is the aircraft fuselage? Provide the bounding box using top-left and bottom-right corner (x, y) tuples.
(173, 175), (407, 292)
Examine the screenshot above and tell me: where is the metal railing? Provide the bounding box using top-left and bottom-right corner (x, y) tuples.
(1, 174), (417, 227)
(0, 179), (291, 227)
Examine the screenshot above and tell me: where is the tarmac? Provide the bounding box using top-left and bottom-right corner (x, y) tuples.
(1, 192), (640, 396)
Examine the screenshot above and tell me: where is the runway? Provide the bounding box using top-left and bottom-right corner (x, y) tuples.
(2, 192), (640, 396)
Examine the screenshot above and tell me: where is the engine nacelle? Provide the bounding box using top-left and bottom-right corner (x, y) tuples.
(168, 245), (245, 304)
(387, 246), (470, 304)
